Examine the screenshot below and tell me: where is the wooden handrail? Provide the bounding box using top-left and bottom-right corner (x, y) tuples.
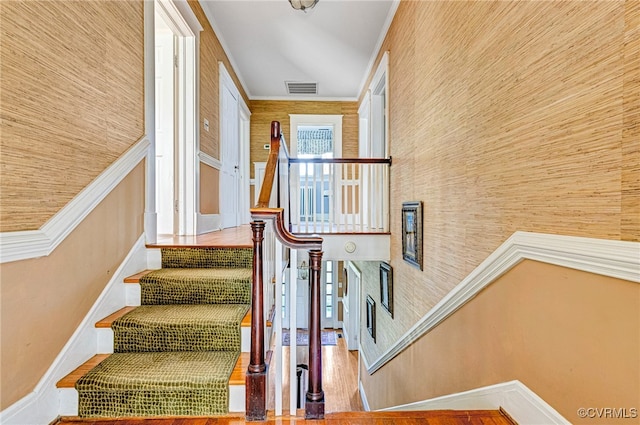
(252, 208), (322, 250)
(289, 157), (392, 164)
(255, 122), (282, 209)
(247, 121), (325, 421)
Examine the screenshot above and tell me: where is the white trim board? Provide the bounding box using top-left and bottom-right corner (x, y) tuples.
(199, 151), (222, 170)
(381, 380), (570, 425)
(366, 231), (640, 374)
(0, 137), (150, 264)
(0, 235), (148, 424)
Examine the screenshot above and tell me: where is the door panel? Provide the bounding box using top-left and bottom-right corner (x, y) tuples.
(155, 19), (176, 235)
(220, 84), (239, 229)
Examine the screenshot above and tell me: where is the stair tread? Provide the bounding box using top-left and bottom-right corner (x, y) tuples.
(57, 352), (248, 389)
(140, 268), (252, 305)
(113, 304), (249, 326)
(229, 352), (249, 385)
(76, 351), (240, 388)
(124, 270), (153, 283)
(112, 304), (249, 353)
(97, 308), (256, 329)
(96, 306), (136, 328)
(142, 267), (252, 280)
(57, 355), (110, 388)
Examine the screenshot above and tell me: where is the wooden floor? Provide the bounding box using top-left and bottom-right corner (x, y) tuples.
(267, 330), (362, 414)
(56, 410), (516, 424)
(152, 226), (252, 248)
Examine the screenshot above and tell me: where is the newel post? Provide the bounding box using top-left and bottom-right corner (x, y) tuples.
(305, 249), (325, 419)
(246, 220), (267, 421)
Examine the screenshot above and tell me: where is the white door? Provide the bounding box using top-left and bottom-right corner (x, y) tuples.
(155, 14), (177, 235)
(219, 83), (240, 229)
(343, 262), (360, 350)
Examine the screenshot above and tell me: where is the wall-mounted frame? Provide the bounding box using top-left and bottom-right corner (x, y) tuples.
(380, 262), (393, 317)
(366, 295), (376, 342)
(402, 201), (423, 270)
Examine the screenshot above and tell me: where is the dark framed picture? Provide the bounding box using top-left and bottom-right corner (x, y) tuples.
(366, 295), (376, 342)
(380, 262), (393, 317)
(402, 201), (423, 270)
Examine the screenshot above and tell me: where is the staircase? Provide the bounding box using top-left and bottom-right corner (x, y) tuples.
(57, 243), (253, 417)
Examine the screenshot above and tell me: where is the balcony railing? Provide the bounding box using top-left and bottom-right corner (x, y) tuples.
(289, 158), (391, 234)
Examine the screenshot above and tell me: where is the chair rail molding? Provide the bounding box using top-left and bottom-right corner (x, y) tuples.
(198, 151), (222, 170)
(367, 231), (640, 374)
(0, 136), (150, 264)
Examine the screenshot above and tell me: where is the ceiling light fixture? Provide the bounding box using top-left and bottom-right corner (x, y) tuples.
(289, 0), (318, 12)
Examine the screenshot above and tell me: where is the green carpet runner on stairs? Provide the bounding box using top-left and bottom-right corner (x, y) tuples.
(76, 247), (252, 417)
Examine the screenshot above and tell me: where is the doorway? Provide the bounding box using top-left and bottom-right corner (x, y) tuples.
(219, 63), (249, 229)
(152, 0), (199, 237)
(289, 114), (343, 230)
(154, 12), (177, 235)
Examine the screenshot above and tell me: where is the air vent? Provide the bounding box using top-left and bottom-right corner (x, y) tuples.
(285, 81), (318, 95)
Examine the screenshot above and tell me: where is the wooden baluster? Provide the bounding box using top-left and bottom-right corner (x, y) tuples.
(305, 249), (325, 419)
(246, 220), (267, 421)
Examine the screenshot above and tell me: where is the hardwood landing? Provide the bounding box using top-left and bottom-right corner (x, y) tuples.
(150, 226), (252, 248)
(55, 410), (516, 424)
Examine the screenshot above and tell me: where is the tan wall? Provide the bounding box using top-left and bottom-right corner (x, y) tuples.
(249, 101), (359, 179)
(357, 0), (639, 415)
(200, 163), (220, 214)
(0, 163), (145, 409)
(360, 260), (640, 425)
(0, 0), (144, 232)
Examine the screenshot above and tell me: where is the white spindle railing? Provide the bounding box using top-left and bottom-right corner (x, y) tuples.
(289, 158), (391, 234)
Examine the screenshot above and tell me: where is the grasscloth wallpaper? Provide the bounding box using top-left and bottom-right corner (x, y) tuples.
(358, 0), (639, 417)
(0, 0), (144, 232)
(249, 100), (359, 179)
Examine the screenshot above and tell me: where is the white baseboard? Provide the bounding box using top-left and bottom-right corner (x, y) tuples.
(382, 380), (569, 425)
(359, 381), (371, 412)
(0, 235), (148, 424)
(197, 213), (221, 234)
(0, 137), (150, 264)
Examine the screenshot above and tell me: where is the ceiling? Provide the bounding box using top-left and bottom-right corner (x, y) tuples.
(198, 0), (399, 101)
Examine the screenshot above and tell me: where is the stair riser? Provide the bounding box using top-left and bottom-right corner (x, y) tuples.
(113, 325), (242, 353)
(96, 326), (251, 353)
(58, 383), (246, 416)
(78, 389), (230, 417)
(161, 248), (252, 269)
(141, 280), (251, 305)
